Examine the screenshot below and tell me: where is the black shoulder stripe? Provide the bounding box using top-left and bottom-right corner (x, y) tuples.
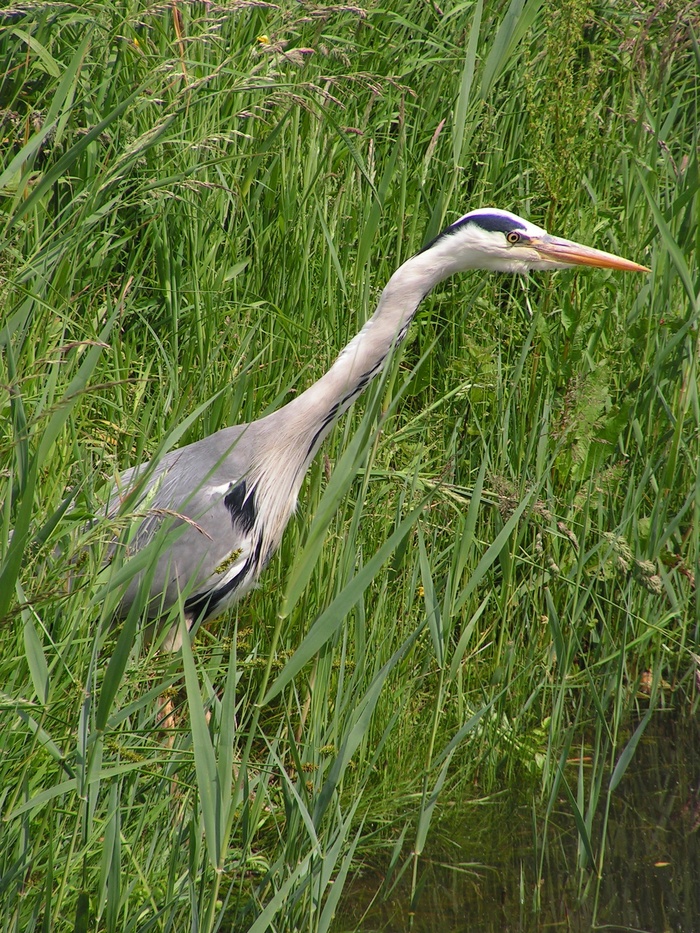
(185, 555), (254, 621)
(224, 480), (256, 535)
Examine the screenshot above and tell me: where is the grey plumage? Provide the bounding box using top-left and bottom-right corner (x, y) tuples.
(107, 208), (647, 647)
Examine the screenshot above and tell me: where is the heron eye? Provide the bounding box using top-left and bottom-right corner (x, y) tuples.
(506, 231), (521, 245)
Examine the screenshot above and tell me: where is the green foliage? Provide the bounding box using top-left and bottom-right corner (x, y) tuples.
(1, 0), (698, 930)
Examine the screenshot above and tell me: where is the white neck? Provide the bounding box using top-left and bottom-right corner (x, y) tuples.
(267, 241), (468, 467)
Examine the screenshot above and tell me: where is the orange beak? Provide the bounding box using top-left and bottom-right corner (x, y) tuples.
(530, 235), (650, 272)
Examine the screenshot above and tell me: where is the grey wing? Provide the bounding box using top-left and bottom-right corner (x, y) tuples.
(107, 424), (261, 620)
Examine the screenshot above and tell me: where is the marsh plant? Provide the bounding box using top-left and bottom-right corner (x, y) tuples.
(0, 1), (697, 930)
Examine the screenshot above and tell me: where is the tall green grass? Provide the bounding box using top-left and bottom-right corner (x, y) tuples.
(1, 1), (697, 929)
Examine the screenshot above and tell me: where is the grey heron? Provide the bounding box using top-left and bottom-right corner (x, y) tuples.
(108, 208), (647, 648)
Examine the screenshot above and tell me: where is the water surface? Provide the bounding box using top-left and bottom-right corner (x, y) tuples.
(335, 713), (699, 932)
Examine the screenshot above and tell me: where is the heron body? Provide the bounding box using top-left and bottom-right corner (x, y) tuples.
(109, 209), (647, 647)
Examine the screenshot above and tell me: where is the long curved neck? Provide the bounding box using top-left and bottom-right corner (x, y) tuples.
(262, 243), (467, 470)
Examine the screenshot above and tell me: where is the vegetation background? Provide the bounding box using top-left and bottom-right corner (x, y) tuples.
(1, 0), (698, 930)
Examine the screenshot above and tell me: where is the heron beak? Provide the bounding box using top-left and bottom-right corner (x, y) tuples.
(530, 235), (650, 272)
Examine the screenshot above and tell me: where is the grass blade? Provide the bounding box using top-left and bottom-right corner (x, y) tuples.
(265, 502), (425, 704)
(180, 617), (222, 870)
(609, 702), (655, 793)
(453, 0), (482, 166)
(20, 594), (50, 706)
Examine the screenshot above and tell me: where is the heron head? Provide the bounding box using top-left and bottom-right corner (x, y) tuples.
(428, 208), (649, 275)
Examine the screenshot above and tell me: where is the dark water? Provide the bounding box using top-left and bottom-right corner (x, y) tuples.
(335, 713), (700, 932)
